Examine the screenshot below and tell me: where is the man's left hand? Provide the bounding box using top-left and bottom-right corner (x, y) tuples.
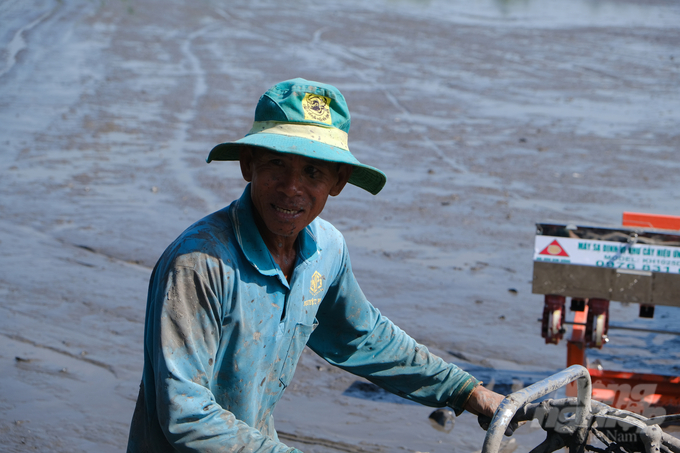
(464, 385), (505, 417)
(464, 385), (517, 436)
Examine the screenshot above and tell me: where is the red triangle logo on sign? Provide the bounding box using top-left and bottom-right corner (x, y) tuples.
(539, 239), (569, 257)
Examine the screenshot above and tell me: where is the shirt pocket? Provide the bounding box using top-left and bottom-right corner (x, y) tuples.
(279, 318), (319, 388)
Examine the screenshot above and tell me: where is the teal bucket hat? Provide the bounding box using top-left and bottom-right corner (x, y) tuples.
(207, 78), (387, 195)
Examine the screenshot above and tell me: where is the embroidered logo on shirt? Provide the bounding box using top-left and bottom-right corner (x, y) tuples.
(309, 271), (323, 296)
(302, 93), (332, 124)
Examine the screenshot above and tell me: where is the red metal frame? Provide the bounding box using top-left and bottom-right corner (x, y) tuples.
(563, 298), (680, 417)
(566, 306), (588, 368)
(561, 213), (680, 416)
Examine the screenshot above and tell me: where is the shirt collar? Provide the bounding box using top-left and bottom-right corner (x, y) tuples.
(230, 184), (320, 282)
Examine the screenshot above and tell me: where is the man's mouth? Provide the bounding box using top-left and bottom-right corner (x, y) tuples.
(273, 205), (301, 215)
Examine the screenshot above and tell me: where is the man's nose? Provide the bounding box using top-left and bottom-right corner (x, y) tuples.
(277, 169), (302, 197)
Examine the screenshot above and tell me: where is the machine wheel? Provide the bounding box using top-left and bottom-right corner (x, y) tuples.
(593, 313), (607, 348)
(585, 298), (609, 349)
(549, 309), (562, 339)
(541, 295), (566, 344)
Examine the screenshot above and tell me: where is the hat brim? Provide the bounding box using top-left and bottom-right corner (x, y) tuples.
(207, 133), (386, 195)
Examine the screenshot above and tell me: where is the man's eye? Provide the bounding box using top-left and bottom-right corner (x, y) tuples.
(305, 166), (320, 178)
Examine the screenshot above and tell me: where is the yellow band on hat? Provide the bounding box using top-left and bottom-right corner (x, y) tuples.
(247, 121), (349, 151)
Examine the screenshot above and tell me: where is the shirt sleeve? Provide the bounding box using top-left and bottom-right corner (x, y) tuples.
(306, 243), (480, 415)
(143, 254), (302, 453)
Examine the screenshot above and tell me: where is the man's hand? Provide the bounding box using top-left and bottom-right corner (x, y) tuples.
(464, 385), (505, 418)
(465, 385), (517, 436)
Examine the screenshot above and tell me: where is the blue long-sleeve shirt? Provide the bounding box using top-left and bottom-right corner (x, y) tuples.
(127, 185), (480, 452)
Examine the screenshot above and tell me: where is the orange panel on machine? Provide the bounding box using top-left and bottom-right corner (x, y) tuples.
(622, 212), (680, 230)
(589, 369), (680, 417)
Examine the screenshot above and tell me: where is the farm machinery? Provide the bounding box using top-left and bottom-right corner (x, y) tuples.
(532, 212), (680, 417)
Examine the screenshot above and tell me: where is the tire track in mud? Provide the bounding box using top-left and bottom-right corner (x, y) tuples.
(0, 219), (146, 379)
(0, 0), (57, 79)
(301, 19), (479, 177)
(163, 22), (228, 213)
(0, 333), (129, 453)
(278, 431), (385, 453)
(0, 332), (117, 377)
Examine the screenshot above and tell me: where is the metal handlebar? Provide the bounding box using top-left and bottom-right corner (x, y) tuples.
(481, 365), (592, 453)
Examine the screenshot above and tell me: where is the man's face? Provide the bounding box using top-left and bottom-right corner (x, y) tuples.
(240, 148), (352, 246)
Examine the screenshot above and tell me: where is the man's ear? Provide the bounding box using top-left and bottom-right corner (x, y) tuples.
(329, 164), (353, 197)
(239, 147), (254, 182)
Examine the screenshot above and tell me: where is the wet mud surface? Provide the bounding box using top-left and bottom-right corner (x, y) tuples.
(1, 0), (679, 451)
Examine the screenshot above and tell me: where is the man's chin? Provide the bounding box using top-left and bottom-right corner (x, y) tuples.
(266, 224), (303, 239)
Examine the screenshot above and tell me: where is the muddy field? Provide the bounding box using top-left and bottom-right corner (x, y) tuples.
(1, 0), (679, 451)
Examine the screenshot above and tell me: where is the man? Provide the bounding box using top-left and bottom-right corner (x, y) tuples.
(127, 78), (506, 452)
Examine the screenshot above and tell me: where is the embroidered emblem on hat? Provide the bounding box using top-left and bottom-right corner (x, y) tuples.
(309, 271), (324, 296)
(302, 94), (332, 125)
